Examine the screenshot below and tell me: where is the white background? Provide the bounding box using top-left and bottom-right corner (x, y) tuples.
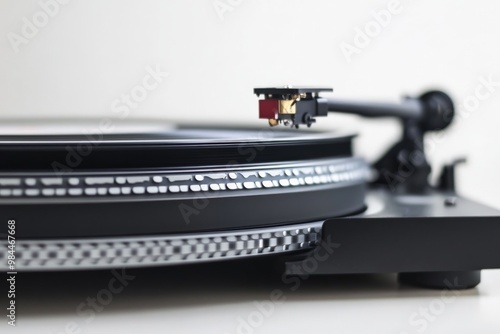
(1, 0), (500, 333)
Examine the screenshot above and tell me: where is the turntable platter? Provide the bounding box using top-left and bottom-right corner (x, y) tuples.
(0, 122), (368, 270)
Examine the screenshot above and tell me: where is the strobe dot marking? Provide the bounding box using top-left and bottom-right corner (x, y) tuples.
(0, 159), (367, 199)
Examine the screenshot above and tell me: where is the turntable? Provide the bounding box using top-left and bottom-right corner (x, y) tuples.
(1, 86), (499, 290)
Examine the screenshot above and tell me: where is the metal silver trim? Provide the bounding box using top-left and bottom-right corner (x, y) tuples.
(0, 222), (323, 271)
